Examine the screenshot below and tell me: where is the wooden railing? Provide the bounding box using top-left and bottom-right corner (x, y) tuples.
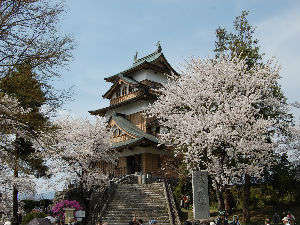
(110, 91), (140, 105)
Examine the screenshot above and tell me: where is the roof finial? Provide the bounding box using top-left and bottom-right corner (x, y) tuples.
(156, 41), (162, 53)
(134, 51), (138, 62)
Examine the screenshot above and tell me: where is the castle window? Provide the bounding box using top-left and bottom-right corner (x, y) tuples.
(121, 86), (127, 96)
(112, 126), (122, 137)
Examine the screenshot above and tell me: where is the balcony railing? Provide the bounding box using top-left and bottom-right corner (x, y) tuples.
(110, 91), (140, 105)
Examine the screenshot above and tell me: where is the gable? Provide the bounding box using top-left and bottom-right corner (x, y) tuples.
(103, 80), (138, 99)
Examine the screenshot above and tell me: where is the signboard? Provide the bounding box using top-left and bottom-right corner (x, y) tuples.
(75, 210), (85, 218)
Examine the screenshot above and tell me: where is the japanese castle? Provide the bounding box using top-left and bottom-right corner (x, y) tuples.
(89, 43), (178, 177)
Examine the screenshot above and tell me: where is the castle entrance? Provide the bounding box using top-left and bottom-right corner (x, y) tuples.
(126, 155), (142, 174)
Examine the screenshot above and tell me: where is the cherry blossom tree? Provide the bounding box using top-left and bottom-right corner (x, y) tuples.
(48, 116), (117, 191)
(148, 56), (291, 203)
(0, 94), (30, 138)
(285, 102), (300, 161)
(0, 94), (52, 223)
(0, 167), (36, 217)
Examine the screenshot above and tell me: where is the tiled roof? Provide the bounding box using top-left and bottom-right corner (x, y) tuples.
(104, 51), (177, 82)
(118, 74), (139, 85)
(88, 92), (157, 116)
(109, 113), (158, 149)
(112, 113), (158, 143)
(132, 51), (162, 67)
(111, 137), (145, 149)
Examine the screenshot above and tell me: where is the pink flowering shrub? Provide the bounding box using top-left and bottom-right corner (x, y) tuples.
(52, 200), (82, 221)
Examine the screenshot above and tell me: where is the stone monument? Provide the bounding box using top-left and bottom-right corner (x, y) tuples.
(192, 170), (210, 219)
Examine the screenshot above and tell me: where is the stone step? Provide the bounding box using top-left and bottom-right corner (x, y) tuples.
(117, 188), (164, 192)
(108, 204), (166, 211)
(102, 222), (170, 225)
(106, 208), (168, 212)
(116, 190), (164, 197)
(117, 186), (164, 189)
(116, 189), (164, 192)
(103, 210), (168, 215)
(108, 204), (167, 208)
(101, 219), (170, 223)
(112, 195), (165, 200)
(117, 189), (164, 194)
(110, 199), (166, 203)
(103, 223), (170, 225)
(103, 215), (169, 219)
(114, 193), (165, 197)
(103, 213), (169, 217)
(119, 183), (164, 186)
(117, 188), (164, 191)
(113, 193), (164, 197)
(100, 182), (170, 225)
(113, 195), (165, 199)
(107, 203), (167, 207)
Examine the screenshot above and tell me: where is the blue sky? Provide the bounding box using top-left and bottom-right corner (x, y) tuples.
(58, 0), (300, 120)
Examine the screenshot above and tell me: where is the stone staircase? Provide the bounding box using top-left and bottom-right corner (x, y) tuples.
(101, 182), (171, 225)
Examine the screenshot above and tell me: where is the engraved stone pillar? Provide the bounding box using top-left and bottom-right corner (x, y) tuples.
(192, 170), (210, 219)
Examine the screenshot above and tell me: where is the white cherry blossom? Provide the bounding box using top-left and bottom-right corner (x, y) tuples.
(148, 56), (290, 187)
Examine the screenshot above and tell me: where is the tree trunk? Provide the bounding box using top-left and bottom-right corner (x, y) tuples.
(12, 138), (20, 225)
(242, 173), (251, 224)
(12, 157), (19, 225)
(224, 188), (232, 214)
(216, 188), (225, 211)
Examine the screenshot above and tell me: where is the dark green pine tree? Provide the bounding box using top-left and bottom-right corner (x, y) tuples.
(213, 10), (293, 223)
(0, 63), (54, 225)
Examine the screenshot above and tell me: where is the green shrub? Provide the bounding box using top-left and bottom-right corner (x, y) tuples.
(21, 211), (47, 225)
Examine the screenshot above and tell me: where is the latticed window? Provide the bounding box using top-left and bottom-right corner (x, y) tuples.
(112, 125), (122, 137)
(121, 86), (127, 96)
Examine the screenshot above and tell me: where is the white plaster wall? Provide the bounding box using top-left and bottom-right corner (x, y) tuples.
(106, 100), (153, 116)
(130, 70), (168, 84)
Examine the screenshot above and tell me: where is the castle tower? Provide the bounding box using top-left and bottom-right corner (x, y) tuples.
(89, 43), (177, 177)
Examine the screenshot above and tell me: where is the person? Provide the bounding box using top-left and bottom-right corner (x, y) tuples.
(232, 215), (240, 225)
(96, 221), (102, 225)
(138, 219), (144, 225)
(149, 220), (157, 225)
(282, 217), (290, 225)
(287, 213), (295, 225)
(132, 216), (138, 225)
(103, 222), (108, 225)
(183, 195), (190, 209)
(273, 212), (281, 224)
(265, 218), (271, 225)
(180, 198), (184, 209)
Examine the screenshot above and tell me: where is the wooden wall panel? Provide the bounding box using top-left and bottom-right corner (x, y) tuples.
(128, 112), (146, 131)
